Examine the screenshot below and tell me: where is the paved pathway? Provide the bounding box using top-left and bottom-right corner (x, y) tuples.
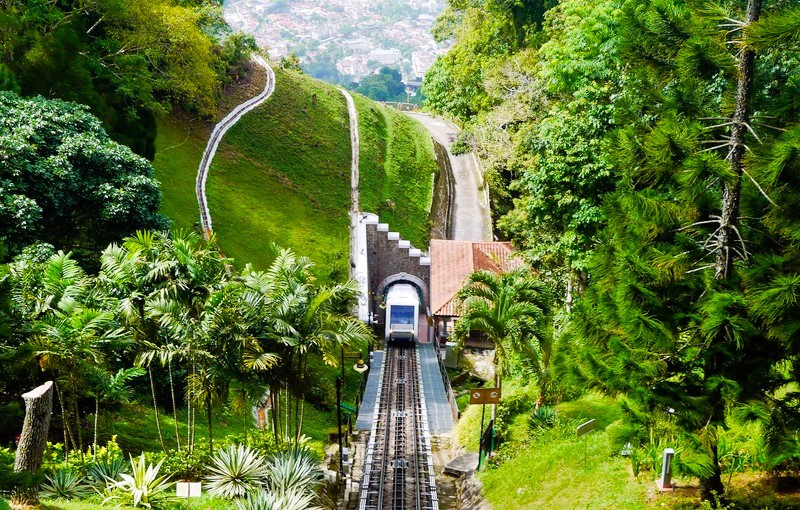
(196, 56), (275, 238)
(407, 113), (492, 242)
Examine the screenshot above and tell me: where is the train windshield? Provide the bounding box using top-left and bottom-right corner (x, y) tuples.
(390, 305), (415, 325)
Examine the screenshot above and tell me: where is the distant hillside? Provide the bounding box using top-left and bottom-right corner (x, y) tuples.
(152, 63), (437, 278)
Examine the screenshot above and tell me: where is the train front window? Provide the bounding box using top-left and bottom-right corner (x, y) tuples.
(390, 305), (415, 325)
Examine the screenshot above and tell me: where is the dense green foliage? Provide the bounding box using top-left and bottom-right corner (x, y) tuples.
(0, 92), (168, 260)
(0, 0), (256, 157)
(432, 0), (800, 503)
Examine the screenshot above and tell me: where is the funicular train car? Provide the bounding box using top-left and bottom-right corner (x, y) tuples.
(384, 283), (420, 342)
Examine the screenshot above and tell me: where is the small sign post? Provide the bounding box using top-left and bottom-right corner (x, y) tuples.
(471, 388), (501, 470)
(176, 481), (202, 509)
(576, 419), (596, 462)
(576, 419), (596, 437)
(656, 448), (675, 492)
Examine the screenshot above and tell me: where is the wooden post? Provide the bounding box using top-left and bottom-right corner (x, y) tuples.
(12, 381), (54, 507)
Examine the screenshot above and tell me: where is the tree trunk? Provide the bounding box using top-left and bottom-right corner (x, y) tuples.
(11, 381), (54, 507)
(72, 398), (85, 466)
(168, 358), (181, 452)
(55, 384), (71, 462)
(148, 365), (167, 452)
(715, 0), (762, 280)
(700, 441), (725, 502)
(206, 392), (213, 454)
(93, 396), (99, 456)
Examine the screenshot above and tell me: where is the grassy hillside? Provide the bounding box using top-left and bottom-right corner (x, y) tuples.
(354, 94), (438, 249)
(153, 66), (438, 277)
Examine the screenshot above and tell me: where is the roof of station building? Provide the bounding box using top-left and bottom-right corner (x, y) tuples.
(430, 240), (525, 317)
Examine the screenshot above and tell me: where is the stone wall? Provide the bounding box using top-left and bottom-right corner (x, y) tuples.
(363, 215), (431, 326)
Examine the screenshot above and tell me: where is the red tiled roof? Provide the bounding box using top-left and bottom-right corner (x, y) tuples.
(430, 240), (525, 317)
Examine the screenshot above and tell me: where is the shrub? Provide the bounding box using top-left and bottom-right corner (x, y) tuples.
(264, 448), (322, 494)
(103, 454), (173, 508)
(204, 445), (268, 499)
(144, 446), (211, 480)
(87, 455), (128, 489)
(40, 468), (90, 500)
(235, 489), (318, 510)
(528, 406), (557, 431)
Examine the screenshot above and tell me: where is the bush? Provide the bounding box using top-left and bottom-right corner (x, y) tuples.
(204, 445), (268, 499)
(145, 447), (210, 480)
(103, 454), (173, 508)
(529, 406), (557, 431)
(40, 468), (90, 500)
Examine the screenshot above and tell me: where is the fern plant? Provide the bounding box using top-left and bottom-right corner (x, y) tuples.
(40, 468), (90, 500)
(204, 444), (268, 499)
(102, 454), (172, 508)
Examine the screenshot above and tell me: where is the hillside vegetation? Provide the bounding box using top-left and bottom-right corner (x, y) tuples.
(153, 66), (438, 277)
(354, 94), (438, 248)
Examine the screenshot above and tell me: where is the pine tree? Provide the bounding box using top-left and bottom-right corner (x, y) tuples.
(566, 0), (800, 501)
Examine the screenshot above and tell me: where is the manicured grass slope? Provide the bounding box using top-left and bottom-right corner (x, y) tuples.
(153, 68), (351, 275)
(207, 69), (351, 274)
(454, 393), (649, 509)
(354, 94), (437, 249)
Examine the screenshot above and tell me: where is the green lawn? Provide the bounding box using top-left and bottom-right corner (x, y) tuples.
(452, 393), (651, 509)
(354, 94), (437, 249)
(91, 353), (366, 457)
(152, 69), (437, 275)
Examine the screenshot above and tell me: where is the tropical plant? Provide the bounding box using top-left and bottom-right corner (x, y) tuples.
(454, 268), (553, 408)
(241, 249), (372, 446)
(87, 367), (145, 455)
(39, 468), (90, 500)
(204, 444), (268, 499)
(87, 455), (128, 489)
(529, 406), (557, 430)
(263, 448), (322, 495)
(103, 454), (172, 508)
(235, 489), (319, 510)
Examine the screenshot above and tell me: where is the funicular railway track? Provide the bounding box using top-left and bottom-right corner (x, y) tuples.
(358, 344), (439, 510)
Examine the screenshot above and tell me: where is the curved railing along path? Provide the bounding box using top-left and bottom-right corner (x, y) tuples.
(339, 88), (362, 279)
(196, 56), (276, 238)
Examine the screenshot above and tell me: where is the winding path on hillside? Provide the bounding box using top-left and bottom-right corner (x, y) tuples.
(407, 113), (492, 242)
(196, 56), (275, 238)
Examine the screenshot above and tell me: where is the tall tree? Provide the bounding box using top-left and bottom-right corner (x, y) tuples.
(0, 93), (169, 260)
(565, 0), (800, 500)
(453, 268), (553, 410)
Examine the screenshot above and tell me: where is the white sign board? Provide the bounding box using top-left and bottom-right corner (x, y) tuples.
(176, 481), (202, 498)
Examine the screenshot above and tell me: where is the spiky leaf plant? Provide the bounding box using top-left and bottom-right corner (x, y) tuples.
(264, 448), (322, 495)
(40, 468), (90, 500)
(204, 444), (268, 499)
(102, 454), (172, 508)
(87, 455), (128, 490)
(235, 489), (319, 510)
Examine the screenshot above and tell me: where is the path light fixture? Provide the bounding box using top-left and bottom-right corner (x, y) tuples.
(354, 359), (368, 374)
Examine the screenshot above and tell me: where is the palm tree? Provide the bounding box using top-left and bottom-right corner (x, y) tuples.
(31, 297), (129, 465)
(454, 268), (553, 412)
(243, 249), (372, 445)
(99, 234), (171, 452)
(86, 367), (145, 455)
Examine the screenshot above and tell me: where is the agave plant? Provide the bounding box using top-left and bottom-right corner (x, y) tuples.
(40, 468), (91, 500)
(87, 455), (128, 490)
(264, 448), (322, 495)
(235, 489), (319, 510)
(529, 406), (557, 430)
(204, 444), (268, 499)
(102, 454), (172, 508)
